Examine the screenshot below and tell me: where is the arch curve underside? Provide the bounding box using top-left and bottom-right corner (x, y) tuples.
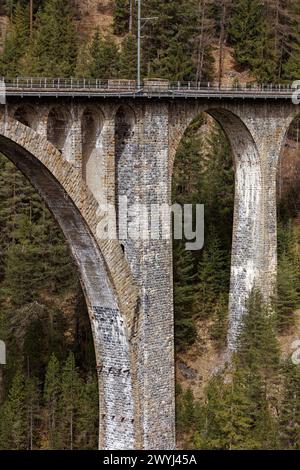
(171, 104), (264, 350)
(0, 132), (135, 450)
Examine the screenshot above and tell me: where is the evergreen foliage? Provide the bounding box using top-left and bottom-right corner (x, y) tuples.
(89, 29), (119, 79)
(21, 0), (78, 77)
(1, 0), (300, 451)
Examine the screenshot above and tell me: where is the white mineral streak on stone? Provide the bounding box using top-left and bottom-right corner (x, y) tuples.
(228, 143), (262, 350)
(94, 311), (135, 450)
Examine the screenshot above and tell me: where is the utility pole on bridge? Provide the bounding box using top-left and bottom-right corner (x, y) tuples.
(29, 0), (33, 37)
(137, 0), (141, 89)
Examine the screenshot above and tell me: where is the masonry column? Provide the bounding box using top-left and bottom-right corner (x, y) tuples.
(207, 108), (265, 350)
(138, 102), (175, 449)
(242, 104), (293, 302)
(218, 104), (291, 350)
(116, 102), (175, 449)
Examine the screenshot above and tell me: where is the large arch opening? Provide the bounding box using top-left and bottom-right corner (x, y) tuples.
(0, 126), (135, 450)
(13, 105), (38, 131)
(0, 146), (98, 450)
(173, 107), (266, 450)
(173, 112), (234, 448)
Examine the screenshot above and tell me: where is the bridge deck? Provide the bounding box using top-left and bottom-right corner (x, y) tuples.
(1, 78), (297, 99)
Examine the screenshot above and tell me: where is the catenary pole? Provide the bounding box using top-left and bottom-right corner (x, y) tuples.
(137, 0), (141, 89)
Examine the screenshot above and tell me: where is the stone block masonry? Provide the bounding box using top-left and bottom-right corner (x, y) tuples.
(0, 94), (299, 449)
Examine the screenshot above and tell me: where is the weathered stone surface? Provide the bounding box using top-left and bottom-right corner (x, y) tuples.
(0, 96), (298, 449)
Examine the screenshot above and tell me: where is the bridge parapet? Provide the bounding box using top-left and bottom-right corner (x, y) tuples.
(1, 90), (300, 449)
(1, 76), (298, 99)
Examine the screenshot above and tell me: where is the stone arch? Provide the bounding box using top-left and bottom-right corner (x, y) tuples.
(170, 104), (263, 350)
(47, 106), (70, 152)
(14, 104), (38, 131)
(81, 106), (104, 204)
(0, 114), (139, 449)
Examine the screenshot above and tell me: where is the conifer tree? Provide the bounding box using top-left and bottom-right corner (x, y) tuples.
(59, 352), (80, 450)
(0, 2), (30, 76)
(275, 253), (300, 332)
(173, 242), (197, 351)
(197, 231), (229, 318)
(228, 0), (265, 69)
(142, 0), (202, 81)
(279, 360), (300, 449)
(119, 34), (137, 79)
(194, 0), (215, 83)
(44, 354), (61, 449)
(25, 375), (40, 450)
(89, 29), (119, 79)
(283, 1), (300, 80)
(21, 0), (77, 77)
(76, 374), (98, 450)
(75, 40), (92, 78)
(113, 0), (132, 36)
(0, 369), (27, 450)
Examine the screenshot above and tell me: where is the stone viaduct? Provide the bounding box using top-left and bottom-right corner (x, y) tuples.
(0, 79), (299, 450)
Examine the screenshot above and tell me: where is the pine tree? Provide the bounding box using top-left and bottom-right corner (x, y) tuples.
(25, 375), (40, 450)
(197, 231), (229, 318)
(0, 2), (30, 76)
(279, 360), (300, 449)
(44, 354), (61, 449)
(228, 0), (265, 69)
(75, 374), (98, 450)
(210, 293), (228, 349)
(275, 252), (300, 332)
(173, 242), (197, 351)
(283, 1), (300, 80)
(237, 290), (280, 377)
(113, 0), (132, 36)
(142, 0), (202, 81)
(89, 29), (119, 79)
(58, 352), (80, 450)
(119, 34), (137, 79)
(0, 369), (27, 450)
(21, 0), (77, 77)
(75, 40), (92, 78)
(194, 0), (215, 83)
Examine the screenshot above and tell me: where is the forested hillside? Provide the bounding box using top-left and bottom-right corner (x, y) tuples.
(0, 0), (300, 450)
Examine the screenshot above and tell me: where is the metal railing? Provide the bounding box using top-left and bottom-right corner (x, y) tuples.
(1, 77), (297, 97)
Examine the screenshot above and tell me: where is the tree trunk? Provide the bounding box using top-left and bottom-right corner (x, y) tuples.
(218, 1), (227, 88)
(0, 367), (4, 403)
(129, 0), (133, 34)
